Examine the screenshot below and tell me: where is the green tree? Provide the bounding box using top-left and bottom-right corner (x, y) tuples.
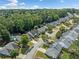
(60, 26), (66, 33)
(47, 25), (53, 33)
(0, 24), (10, 44)
(54, 14), (59, 20)
(1, 30), (10, 42)
(0, 9), (72, 35)
(56, 31), (62, 39)
(21, 34), (29, 48)
(41, 34), (48, 41)
(10, 50), (19, 59)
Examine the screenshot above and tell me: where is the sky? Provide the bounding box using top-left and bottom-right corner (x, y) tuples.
(0, 0), (79, 9)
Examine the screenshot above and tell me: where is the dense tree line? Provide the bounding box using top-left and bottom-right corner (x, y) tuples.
(0, 9), (75, 43)
(0, 9), (74, 33)
(0, 24), (10, 45)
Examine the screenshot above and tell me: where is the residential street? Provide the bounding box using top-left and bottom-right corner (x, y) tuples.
(23, 38), (44, 59)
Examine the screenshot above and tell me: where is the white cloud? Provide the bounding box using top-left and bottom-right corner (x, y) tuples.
(32, 5), (39, 9)
(8, 0), (18, 3)
(0, 5), (27, 9)
(5, 0), (18, 6)
(19, 2), (25, 6)
(40, 0), (43, 1)
(0, 6), (7, 9)
(6, 3), (17, 6)
(60, 0), (64, 3)
(0, 0), (27, 9)
(0, 0), (42, 9)
(0, 0), (44, 9)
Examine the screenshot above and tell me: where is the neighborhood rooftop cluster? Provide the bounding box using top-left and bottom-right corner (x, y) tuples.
(45, 25), (79, 59)
(0, 12), (73, 57)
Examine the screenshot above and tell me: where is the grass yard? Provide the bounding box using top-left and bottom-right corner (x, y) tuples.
(42, 44), (49, 50)
(70, 39), (79, 51)
(35, 51), (48, 59)
(61, 51), (70, 59)
(27, 41), (34, 47)
(61, 38), (79, 59)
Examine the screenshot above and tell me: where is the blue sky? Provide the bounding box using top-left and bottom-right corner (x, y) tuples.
(0, 0), (79, 9)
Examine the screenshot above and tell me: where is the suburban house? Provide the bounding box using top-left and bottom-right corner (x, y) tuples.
(0, 42), (19, 56)
(45, 25), (79, 59)
(45, 42), (62, 59)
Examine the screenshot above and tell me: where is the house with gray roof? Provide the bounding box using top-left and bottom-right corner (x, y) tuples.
(67, 12), (73, 18)
(0, 48), (10, 56)
(37, 26), (47, 34)
(74, 25), (79, 34)
(59, 30), (78, 48)
(46, 25), (79, 59)
(28, 13), (73, 40)
(59, 38), (73, 48)
(28, 26), (48, 40)
(0, 42), (19, 56)
(4, 42), (19, 50)
(28, 29), (39, 39)
(47, 13), (73, 27)
(45, 42), (62, 59)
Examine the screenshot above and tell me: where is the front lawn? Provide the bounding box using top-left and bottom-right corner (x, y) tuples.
(27, 41), (34, 47)
(61, 38), (79, 59)
(42, 44), (49, 50)
(61, 51), (70, 59)
(35, 51), (48, 59)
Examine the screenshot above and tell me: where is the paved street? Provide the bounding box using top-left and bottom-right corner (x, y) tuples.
(23, 38), (44, 59)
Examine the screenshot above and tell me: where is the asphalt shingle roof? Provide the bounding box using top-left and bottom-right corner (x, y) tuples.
(4, 42), (19, 50)
(0, 48), (10, 56)
(46, 42), (62, 58)
(46, 25), (79, 59)
(0, 42), (19, 56)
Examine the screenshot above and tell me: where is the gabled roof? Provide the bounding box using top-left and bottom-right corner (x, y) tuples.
(74, 26), (79, 34)
(28, 32), (35, 38)
(67, 12), (73, 18)
(68, 31), (78, 39)
(60, 38), (73, 48)
(0, 42), (19, 56)
(74, 29), (79, 34)
(46, 25), (79, 58)
(4, 42), (19, 50)
(28, 29), (38, 38)
(0, 48), (10, 56)
(60, 30), (78, 48)
(28, 26), (48, 39)
(45, 42), (62, 58)
(47, 15), (71, 27)
(37, 26), (46, 34)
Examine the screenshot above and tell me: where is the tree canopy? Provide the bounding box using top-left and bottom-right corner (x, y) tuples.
(0, 9), (75, 43)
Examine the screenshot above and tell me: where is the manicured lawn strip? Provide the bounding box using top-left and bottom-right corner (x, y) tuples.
(61, 39), (79, 59)
(42, 44), (49, 50)
(27, 41), (34, 47)
(35, 51), (48, 59)
(70, 39), (79, 52)
(61, 51), (70, 59)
